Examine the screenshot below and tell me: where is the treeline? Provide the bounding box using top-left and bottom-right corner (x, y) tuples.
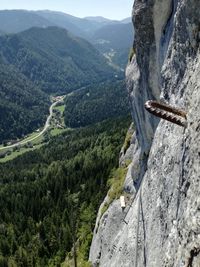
(0, 116), (131, 266)
(64, 80), (130, 128)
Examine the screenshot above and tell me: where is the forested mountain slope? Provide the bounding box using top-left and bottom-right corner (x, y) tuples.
(0, 8), (134, 267)
(0, 10), (134, 69)
(0, 25), (118, 143)
(0, 26), (115, 94)
(0, 10), (134, 67)
(64, 80), (130, 127)
(0, 63), (49, 143)
(0, 116), (130, 266)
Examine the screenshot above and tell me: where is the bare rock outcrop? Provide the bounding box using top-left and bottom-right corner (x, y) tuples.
(89, 1), (200, 266)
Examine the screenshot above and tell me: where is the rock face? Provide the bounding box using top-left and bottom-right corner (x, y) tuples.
(89, 0), (200, 266)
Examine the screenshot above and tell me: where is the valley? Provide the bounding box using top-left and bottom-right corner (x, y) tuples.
(0, 25), (119, 145)
(0, 3), (197, 267)
(0, 95), (67, 162)
(0, 9), (133, 267)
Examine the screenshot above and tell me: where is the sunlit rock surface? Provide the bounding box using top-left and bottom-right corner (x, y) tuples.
(89, 0), (200, 266)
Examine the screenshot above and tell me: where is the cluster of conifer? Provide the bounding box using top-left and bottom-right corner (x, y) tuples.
(0, 116), (131, 266)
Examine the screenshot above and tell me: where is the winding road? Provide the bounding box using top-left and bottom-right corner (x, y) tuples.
(0, 96), (65, 152)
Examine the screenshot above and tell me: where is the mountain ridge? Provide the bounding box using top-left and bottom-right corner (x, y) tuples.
(0, 10), (133, 68)
(0, 9), (129, 36)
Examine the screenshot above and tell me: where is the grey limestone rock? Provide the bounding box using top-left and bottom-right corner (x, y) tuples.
(89, 0), (200, 266)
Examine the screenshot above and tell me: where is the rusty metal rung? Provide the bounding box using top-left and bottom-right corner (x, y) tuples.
(144, 100), (187, 127)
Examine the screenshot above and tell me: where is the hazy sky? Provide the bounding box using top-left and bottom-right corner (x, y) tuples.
(0, 0), (134, 20)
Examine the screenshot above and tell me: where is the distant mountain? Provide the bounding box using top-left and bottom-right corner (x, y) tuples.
(0, 10), (54, 33)
(92, 23), (133, 50)
(35, 11), (126, 35)
(0, 26), (115, 94)
(91, 23), (134, 68)
(0, 10), (120, 38)
(0, 10), (134, 68)
(84, 16), (118, 24)
(0, 10), (131, 41)
(29, 11), (134, 67)
(84, 16), (111, 23)
(35, 11), (123, 38)
(35, 10), (89, 38)
(121, 17), (132, 24)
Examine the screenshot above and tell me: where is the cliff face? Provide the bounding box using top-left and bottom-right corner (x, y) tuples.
(89, 0), (200, 266)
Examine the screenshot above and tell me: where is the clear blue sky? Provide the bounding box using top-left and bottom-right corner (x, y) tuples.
(0, 0), (134, 20)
